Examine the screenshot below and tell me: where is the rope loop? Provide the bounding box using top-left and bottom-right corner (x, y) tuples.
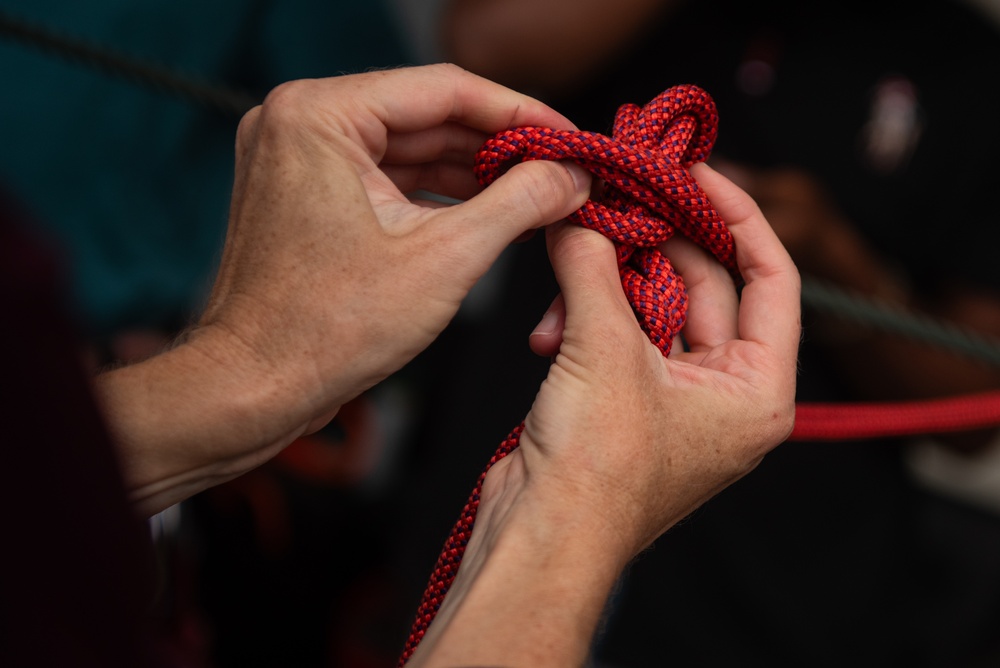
(474, 84), (738, 356)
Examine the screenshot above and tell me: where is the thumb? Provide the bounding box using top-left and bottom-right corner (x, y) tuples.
(545, 223), (632, 333)
(453, 160), (592, 253)
(529, 293), (565, 357)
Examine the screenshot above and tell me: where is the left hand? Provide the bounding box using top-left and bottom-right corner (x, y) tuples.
(97, 64), (593, 515)
(199, 64), (592, 434)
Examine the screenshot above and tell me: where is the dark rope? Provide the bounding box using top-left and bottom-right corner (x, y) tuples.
(0, 9), (259, 118)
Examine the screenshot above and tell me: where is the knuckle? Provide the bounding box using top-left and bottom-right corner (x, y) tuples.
(735, 351), (798, 447)
(234, 105), (261, 152)
(551, 224), (605, 264)
(257, 80), (317, 130)
(431, 61), (469, 77)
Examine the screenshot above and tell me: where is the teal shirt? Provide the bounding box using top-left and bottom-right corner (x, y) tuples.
(0, 0), (409, 336)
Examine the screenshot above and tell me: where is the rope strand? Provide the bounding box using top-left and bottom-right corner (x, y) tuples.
(0, 9), (259, 117)
(399, 84), (730, 665)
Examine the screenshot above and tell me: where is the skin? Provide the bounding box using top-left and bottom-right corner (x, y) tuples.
(441, 0), (1000, 451)
(410, 162), (800, 667)
(716, 162), (1000, 451)
(88, 64), (800, 665)
(92, 64), (593, 516)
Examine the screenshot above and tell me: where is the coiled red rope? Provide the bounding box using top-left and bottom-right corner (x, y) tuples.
(398, 85), (1000, 663)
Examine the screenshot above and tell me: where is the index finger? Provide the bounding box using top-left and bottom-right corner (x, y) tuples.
(691, 163), (801, 355)
(341, 63), (579, 135)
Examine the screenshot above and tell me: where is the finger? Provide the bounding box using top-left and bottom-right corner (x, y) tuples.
(528, 294), (565, 357)
(381, 161), (483, 201)
(691, 163), (801, 357)
(545, 222), (635, 338)
(233, 104), (262, 169)
(345, 64), (579, 135)
(382, 124), (488, 165)
(707, 157), (757, 194)
(662, 234), (738, 351)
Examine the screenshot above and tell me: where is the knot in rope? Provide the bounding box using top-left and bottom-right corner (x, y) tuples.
(399, 85), (738, 666)
(474, 84), (738, 355)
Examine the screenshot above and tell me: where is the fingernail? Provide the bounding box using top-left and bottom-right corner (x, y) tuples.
(564, 162), (592, 195)
(532, 307), (561, 336)
(690, 161), (715, 179)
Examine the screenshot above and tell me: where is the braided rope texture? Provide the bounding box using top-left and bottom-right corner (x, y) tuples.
(398, 85), (738, 664)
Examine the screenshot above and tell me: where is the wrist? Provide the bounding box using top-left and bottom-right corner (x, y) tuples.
(411, 453), (626, 667)
(92, 323), (331, 516)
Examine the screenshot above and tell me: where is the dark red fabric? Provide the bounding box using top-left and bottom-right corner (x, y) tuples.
(0, 191), (161, 667)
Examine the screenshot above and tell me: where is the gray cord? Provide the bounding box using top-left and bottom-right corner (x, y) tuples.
(801, 276), (1000, 368)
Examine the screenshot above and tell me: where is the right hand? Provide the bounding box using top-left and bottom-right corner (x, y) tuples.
(407, 163), (800, 668)
(487, 162), (801, 564)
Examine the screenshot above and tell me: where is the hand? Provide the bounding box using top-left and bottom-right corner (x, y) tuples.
(410, 163), (800, 667)
(95, 64), (592, 515)
(202, 63), (592, 430)
(713, 161), (1000, 454)
(506, 162), (800, 559)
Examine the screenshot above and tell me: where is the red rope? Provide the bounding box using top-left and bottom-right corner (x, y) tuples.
(397, 85), (1000, 664)
(790, 391), (1000, 441)
(398, 84), (736, 664)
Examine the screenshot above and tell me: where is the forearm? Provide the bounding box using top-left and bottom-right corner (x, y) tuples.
(91, 326), (325, 516)
(410, 461), (626, 667)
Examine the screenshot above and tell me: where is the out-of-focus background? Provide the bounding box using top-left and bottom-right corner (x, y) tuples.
(3, 0), (1000, 665)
